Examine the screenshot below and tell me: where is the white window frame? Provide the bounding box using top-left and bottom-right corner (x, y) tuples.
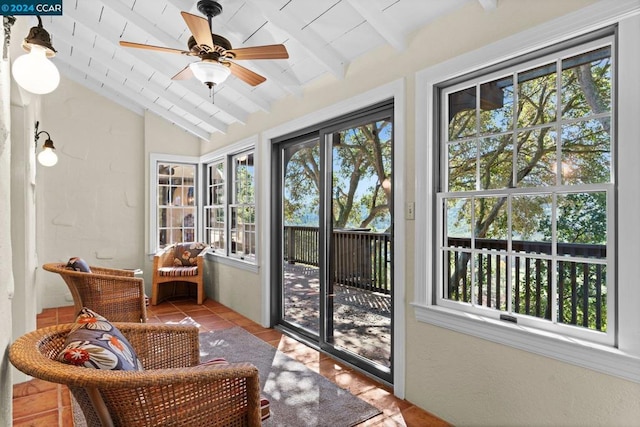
(204, 159), (226, 254)
(436, 36), (615, 346)
(149, 153), (200, 253)
(414, 1), (640, 383)
(228, 151), (256, 261)
(202, 136), (259, 269)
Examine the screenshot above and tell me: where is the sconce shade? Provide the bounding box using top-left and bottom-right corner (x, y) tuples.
(13, 44), (60, 95)
(12, 17), (60, 95)
(37, 139), (58, 167)
(34, 121), (59, 167)
(189, 60), (231, 88)
(22, 18), (57, 55)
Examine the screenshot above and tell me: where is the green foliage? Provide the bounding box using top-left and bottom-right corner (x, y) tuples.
(283, 120), (393, 232)
(284, 144), (321, 225)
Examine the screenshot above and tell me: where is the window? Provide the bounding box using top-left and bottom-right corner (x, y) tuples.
(155, 160), (198, 249)
(204, 149), (256, 262)
(436, 37), (614, 345)
(205, 159), (225, 253)
(415, 5), (640, 381)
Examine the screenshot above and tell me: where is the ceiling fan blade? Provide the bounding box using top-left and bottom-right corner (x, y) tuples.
(119, 40), (190, 55)
(228, 62), (266, 86)
(227, 44), (289, 60)
(181, 11), (214, 50)
(171, 65), (194, 80)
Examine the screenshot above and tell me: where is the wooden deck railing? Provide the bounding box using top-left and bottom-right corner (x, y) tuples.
(284, 226), (391, 294)
(446, 237), (607, 331)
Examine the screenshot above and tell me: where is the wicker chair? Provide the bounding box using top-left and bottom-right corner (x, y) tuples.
(152, 242), (208, 305)
(9, 322), (263, 427)
(42, 263), (147, 323)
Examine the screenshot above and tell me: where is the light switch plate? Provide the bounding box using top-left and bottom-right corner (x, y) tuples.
(406, 202), (415, 220)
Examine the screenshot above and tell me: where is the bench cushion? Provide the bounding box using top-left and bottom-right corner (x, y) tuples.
(158, 266), (199, 277)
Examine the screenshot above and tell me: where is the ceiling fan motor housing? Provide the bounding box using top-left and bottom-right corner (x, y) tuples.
(187, 33), (232, 55)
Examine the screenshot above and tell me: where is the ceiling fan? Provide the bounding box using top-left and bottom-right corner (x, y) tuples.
(119, 0), (289, 94)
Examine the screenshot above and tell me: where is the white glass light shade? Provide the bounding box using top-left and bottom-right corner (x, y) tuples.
(37, 145), (58, 167)
(12, 45), (60, 95)
(189, 61), (231, 86)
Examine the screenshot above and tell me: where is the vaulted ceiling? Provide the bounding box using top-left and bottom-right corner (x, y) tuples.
(28, 0), (496, 140)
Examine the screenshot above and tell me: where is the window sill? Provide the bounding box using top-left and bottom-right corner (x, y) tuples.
(412, 303), (640, 383)
(204, 251), (259, 273)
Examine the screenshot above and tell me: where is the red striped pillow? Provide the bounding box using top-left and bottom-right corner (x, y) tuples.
(199, 357), (229, 366)
(260, 397), (271, 421)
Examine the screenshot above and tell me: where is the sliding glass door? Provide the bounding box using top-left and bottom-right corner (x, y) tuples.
(273, 102), (393, 382)
(280, 136), (321, 336)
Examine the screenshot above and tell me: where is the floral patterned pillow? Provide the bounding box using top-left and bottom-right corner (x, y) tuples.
(57, 307), (143, 371)
(173, 242), (207, 267)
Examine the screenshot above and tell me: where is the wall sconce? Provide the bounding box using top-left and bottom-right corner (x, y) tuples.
(34, 121), (58, 167)
(11, 16), (60, 95)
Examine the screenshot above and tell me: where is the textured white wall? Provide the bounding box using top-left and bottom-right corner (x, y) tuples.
(36, 79), (201, 304)
(36, 77), (147, 306)
(406, 323), (640, 426)
(205, 261), (261, 323)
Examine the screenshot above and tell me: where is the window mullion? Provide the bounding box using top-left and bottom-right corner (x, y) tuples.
(512, 70), (518, 188)
(506, 194), (512, 313)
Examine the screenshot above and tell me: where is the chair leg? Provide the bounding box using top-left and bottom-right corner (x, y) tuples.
(197, 279), (204, 305)
(151, 279), (159, 306)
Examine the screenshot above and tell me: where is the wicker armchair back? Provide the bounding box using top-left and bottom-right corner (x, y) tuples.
(9, 323), (262, 427)
(43, 263), (147, 323)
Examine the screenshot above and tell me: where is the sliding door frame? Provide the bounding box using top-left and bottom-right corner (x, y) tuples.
(259, 80), (406, 396)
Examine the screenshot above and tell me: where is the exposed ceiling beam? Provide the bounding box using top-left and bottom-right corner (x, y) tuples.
(232, 58), (303, 98)
(244, 0), (347, 80)
(478, 0), (498, 11)
(165, 0), (196, 14)
(46, 24), (230, 134)
(55, 63), (145, 116)
(220, 83), (271, 113)
(346, 0), (406, 51)
(105, 0), (187, 54)
(55, 61), (214, 141)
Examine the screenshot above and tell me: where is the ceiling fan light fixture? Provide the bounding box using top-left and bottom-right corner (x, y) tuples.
(189, 61), (231, 88)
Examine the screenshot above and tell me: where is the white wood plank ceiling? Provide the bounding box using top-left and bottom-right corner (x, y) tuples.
(27, 0), (493, 140)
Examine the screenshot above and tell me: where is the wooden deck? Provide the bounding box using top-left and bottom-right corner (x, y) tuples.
(283, 263), (391, 367)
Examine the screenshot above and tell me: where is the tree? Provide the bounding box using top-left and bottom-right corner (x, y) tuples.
(283, 120), (392, 233)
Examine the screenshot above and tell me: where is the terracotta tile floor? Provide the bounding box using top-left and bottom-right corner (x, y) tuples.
(12, 298), (451, 426)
